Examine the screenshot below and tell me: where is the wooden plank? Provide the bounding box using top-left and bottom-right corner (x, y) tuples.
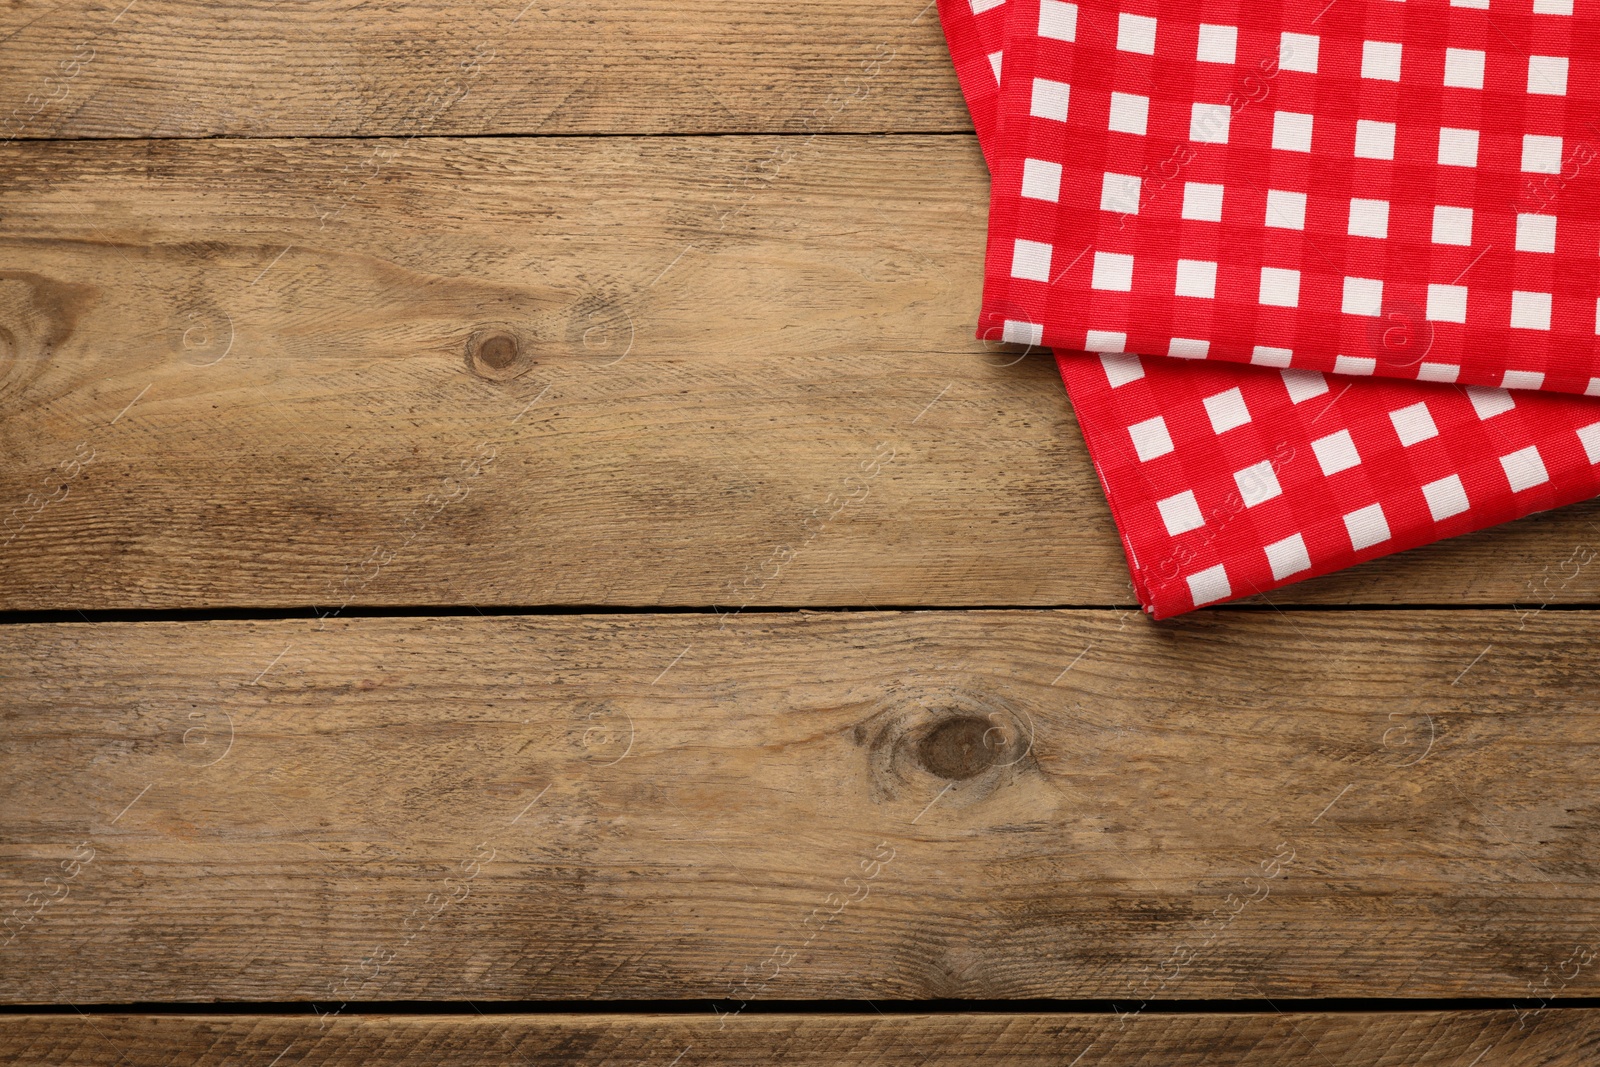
(5, 610), (1600, 1003)
(0, 1011), (1595, 1065)
(2, 136), (1599, 610)
(0, 0), (969, 140)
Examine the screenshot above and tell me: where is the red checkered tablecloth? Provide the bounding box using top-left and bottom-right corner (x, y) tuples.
(940, 0), (1600, 617)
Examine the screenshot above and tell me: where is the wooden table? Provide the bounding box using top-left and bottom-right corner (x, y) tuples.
(3, 1), (1599, 1062)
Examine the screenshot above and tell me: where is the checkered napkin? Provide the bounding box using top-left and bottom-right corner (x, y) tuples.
(985, 0), (1600, 394)
(940, 0), (1600, 617)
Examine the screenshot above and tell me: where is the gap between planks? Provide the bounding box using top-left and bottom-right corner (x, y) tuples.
(0, 1010), (1595, 1065)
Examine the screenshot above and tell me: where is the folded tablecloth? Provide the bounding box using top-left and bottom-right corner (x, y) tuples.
(940, 0), (1600, 617)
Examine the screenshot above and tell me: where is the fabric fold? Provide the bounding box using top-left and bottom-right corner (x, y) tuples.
(939, 0), (1600, 618)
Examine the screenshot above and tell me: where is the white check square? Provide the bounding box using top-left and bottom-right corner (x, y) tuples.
(1355, 120), (1396, 160)
(1109, 92), (1150, 135)
(1030, 78), (1070, 121)
(1439, 128), (1480, 167)
(1235, 460), (1282, 507)
(1444, 48), (1485, 89)
(1266, 189), (1307, 229)
(1363, 41), (1402, 81)
(1273, 111), (1313, 152)
(1501, 446), (1550, 493)
(1517, 214), (1557, 252)
(1578, 422), (1600, 464)
(1086, 330), (1127, 353)
(1197, 24), (1237, 64)
(1100, 353), (1143, 387)
(1523, 135), (1564, 174)
(1344, 503), (1391, 551)
(1203, 387), (1251, 434)
(1432, 205), (1473, 245)
(1158, 490), (1205, 536)
(1349, 198), (1390, 238)
(1468, 387), (1515, 420)
(1039, 0), (1078, 41)
(1282, 369), (1328, 403)
(1092, 251), (1134, 291)
(1129, 415), (1173, 462)
(1422, 475), (1471, 521)
(1002, 321), (1042, 345)
(1530, 55), (1569, 95)
(1511, 291), (1553, 330)
(1342, 277), (1384, 317)
(1175, 259), (1217, 299)
(1279, 32), (1319, 72)
(1264, 533), (1311, 580)
(1099, 171), (1140, 213)
(1390, 402), (1439, 446)
(1011, 239), (1052, 282)
(1117, 12), (1156, 53)
(1427, 284), (1468, 323)
(1191, 102), (1231, 143)
(1186, 564), (1232, 607)
(1313, 429), (1361, 476)
(1023, 158), (1064, 202)
(1260, 267), (1301, 307)
(1183, 182), (1224, 222)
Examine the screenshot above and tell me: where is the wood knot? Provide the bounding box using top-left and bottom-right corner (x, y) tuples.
(854, 684), (1034, 800)
(467, 326), (534, 380)
(916, 716), (1002, 780)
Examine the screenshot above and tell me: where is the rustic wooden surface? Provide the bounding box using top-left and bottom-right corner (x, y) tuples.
(4, 0), (1599, 1053)
(3, 135), (1600, 611)
(0, 0), (970, 140)
(5, 612), (1600, 1004)
(1, 1011), (1595, 1066)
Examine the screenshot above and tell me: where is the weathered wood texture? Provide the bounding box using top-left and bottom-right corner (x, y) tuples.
(5, 611), (1600, 1003)
(1, 1011), (1594, 1066)
(0, 0), (968, 139)
(2, 136), (1599, 611)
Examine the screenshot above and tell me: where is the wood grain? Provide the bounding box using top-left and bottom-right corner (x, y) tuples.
(0, 0), (968, 140)
(5, 610), (1600, 1003)
(1, 1011), (1594, 1065)
(2, 136), (1599, 610)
